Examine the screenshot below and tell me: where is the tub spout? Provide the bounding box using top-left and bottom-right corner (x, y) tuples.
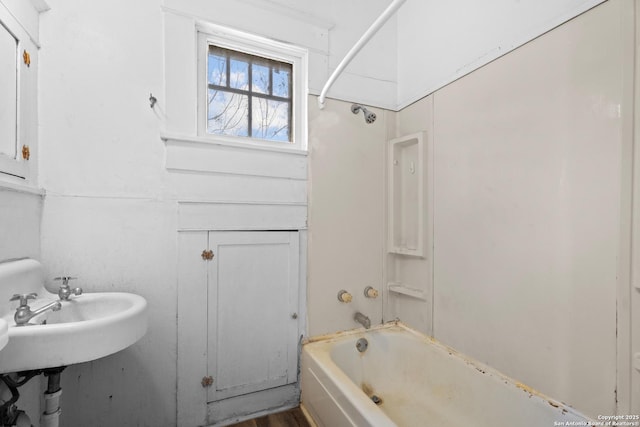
(354, 312), (371, 329)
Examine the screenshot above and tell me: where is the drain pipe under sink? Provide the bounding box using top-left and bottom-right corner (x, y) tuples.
(41, 367), (65, 427)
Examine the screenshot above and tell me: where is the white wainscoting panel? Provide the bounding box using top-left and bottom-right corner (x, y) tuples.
(164, 137), (307, 180)
(165, 171), (307, 204)
(164, 135), (308, 231)
(178, 202), (307, 231)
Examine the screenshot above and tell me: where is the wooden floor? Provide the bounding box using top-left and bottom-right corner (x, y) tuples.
(227, 407), (312, 427)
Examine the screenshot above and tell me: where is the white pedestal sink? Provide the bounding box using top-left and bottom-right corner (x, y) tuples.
(0, 258), (147, 373)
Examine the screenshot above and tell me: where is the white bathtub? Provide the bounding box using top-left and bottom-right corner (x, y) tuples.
(301, 322), (594, 427)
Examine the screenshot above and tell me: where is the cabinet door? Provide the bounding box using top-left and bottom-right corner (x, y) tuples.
(207, 231), (299, 402)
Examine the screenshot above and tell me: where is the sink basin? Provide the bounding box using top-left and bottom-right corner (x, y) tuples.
(0, 259), (147, 373)
(0, 292), (147, 373)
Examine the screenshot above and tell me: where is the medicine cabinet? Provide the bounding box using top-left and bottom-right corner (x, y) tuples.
(0, 22), (18, 168)
(0, 1), (42, 184)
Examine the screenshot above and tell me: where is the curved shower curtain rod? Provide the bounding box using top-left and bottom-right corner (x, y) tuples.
(317, 0), (407, 109)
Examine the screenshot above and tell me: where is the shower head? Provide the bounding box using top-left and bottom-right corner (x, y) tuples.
(351, 104), (376, 124)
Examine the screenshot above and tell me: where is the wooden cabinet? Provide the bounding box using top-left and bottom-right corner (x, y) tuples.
(207, 231), (299, 401)
(0, 3), (40, 185)
(178, 230), (302, 426)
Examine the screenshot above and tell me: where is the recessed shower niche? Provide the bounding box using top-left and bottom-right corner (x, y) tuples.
(385, 130), (433, 313)
(388, 132), (425, 257)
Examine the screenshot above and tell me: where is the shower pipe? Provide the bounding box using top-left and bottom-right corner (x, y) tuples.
(317, 0), (407, 109)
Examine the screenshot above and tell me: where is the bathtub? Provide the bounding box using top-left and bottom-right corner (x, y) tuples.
(301, 322), (594, 427)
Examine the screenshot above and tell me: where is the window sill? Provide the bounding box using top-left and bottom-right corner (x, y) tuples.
(160, 132), (308, 156)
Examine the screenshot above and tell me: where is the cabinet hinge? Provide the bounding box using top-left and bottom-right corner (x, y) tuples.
(201, 250), (214, 261)
(21, 145), (30, 161)
(23, 50), (30, 67)
(201, 376), (214, 387)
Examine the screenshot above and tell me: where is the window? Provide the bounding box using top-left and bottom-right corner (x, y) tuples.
(207, 46), (292, 142)
(197, 24), (308, 151)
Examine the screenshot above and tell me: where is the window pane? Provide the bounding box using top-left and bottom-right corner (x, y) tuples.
(272, 67), (290, 98)
(252, 63), (269, 94)
(208, 52), (227, 86)
(252, 98), (290, 142)
(206, 44), (294, 143)
(229, 58), (249, 90)
(207, 89), (248, 137)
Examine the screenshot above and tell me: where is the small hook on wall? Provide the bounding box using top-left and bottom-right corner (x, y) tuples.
(149, 93), (157, 109)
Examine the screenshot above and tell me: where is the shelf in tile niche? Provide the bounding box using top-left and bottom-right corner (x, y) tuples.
(387, 282), (426, 301)
(388, 132), (425, 257)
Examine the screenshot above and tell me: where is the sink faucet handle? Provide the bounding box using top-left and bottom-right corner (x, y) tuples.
(54, 276), (77, 286)
(55, 277), (83, 300)
(10, 293), (37, 306)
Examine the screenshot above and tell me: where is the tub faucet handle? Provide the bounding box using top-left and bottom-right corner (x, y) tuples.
(10, 293), (37, 306)
(364, 286), (379, 298)
(338, 290), (353, 303)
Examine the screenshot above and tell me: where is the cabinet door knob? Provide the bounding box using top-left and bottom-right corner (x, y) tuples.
(201, 250), (214, 260)
(291, 313), (298, 319)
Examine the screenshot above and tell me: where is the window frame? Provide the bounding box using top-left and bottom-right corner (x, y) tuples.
(197, 23), (308, 151)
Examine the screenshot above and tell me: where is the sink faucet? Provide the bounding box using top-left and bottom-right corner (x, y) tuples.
(54, 276), (83, 301)
(354, 311), (371, 329)
(10, 293), (62, 326)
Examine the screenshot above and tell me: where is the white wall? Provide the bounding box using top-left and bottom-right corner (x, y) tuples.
(396, 0), (606, 109)
(384, 97), (433, 333)
(0, 188), (43, 425)
(307, 96), (387, 336)
(38, 0), (175, 424)
(390, 0), (626, 417)
(41, 198), (178, 425)
(0, 189), (42, 263)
